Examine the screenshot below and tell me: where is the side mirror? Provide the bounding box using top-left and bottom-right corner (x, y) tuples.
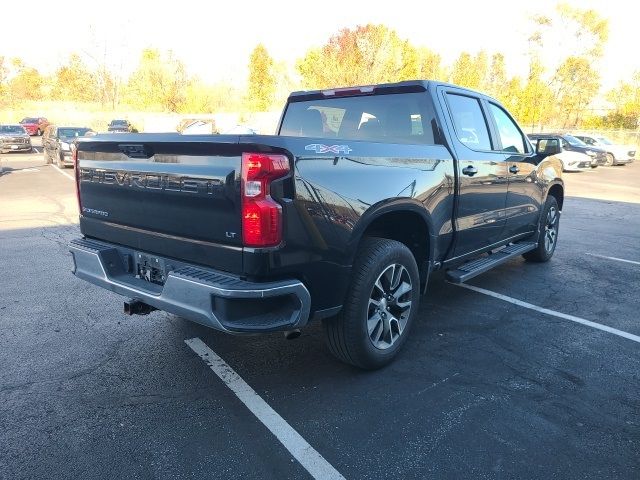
(536, 139), (561, 156)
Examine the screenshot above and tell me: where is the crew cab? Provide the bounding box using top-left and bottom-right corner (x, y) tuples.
(69, 81), (564, 369)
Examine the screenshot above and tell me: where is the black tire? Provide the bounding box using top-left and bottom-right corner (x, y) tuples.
(523, 195), (560, 263)
(323, 237), (420, 370)
(605, 153), (615, 166)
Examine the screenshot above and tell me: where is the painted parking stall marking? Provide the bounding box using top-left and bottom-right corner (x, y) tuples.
(586, 252), (640, 266)
(185, 338), (346, 480)
(52, 164), (75, 181)
(456, 283), (640, 344)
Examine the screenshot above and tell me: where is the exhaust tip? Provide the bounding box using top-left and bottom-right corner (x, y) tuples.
(283, 329), (301, 340)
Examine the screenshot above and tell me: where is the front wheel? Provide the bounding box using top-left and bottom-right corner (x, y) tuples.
(605, 153), (615, 166)
(323, 237), (420, 369)
(523, 196), (560, 263)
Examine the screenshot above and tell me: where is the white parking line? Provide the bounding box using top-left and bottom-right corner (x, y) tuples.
(185, 338), (345, 480)
(51, 164), (74, 181)
(586, 253), (640, 266)
(457, 283), (640, 344)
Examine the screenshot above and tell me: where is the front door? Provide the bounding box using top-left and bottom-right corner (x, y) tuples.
(438, 89), (509, 258)
(486, 102), (543, 238)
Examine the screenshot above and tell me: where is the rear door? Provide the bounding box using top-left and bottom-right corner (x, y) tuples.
(485, 101), (542, 238)
(438, 88), (509, 257)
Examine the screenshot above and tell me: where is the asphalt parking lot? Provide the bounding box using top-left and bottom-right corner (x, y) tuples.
(1, 146), (639, 479)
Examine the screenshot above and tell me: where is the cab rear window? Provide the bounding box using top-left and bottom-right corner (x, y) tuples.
(279, 92), (441, 145)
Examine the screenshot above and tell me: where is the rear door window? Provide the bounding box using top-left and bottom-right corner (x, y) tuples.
(445, 93), (492, 150)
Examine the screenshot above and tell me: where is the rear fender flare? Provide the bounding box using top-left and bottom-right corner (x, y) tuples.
(346, 199), (436, 266)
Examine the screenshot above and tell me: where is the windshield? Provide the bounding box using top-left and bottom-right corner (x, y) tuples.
(110, 120), (127, 126)
(563, 135), (587, 146)
(20, 118), (38, 124)
(58, 128), (92, 138)
(0, 125), (27, 134)
(596, 136), (613, 145)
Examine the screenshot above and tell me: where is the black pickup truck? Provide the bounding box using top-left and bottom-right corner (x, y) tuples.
(69, 81), (564, 369)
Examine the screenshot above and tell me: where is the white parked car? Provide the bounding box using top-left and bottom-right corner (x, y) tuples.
(573, 135), (636, 166)
(554, 150), (593, 172)
(529, 137), (592, 172)
(180, 120), (217, 135)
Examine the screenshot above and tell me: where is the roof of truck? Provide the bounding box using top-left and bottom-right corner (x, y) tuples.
(288, 80), (497, 102)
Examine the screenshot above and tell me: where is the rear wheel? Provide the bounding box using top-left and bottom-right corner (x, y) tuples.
(323, 237), (420, 370)
(523, 195), (560, 263)
(605, 153), (615, 166)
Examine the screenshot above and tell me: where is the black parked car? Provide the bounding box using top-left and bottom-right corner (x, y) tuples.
(107, 119), (137, 133)
(43, 126), (94, 167)
(529, 133), (606, 168)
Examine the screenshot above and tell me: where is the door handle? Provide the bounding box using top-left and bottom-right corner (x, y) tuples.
(462, 165), (478, 176)
(509, 165), (520, 174)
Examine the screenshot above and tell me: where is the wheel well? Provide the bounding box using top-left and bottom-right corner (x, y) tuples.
(548, 184), (564, 210)
(360, 211), (430, 284)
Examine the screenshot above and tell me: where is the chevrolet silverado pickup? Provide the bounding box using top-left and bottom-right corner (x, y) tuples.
(69, 80), (564, 369)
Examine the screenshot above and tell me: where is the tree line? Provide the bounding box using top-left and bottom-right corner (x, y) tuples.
(0, 3), (638, 130)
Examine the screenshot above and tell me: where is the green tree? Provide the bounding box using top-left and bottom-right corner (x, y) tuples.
(553, 56), (600, 127)
(7, 59), (45, 102)
(0, 56), (8, 105)
(247, 44), (276, 111)
(297, 24), (421, 89)
(603, 72), (640, 128)
(518, 59), (554, 130)
(181, 81), (243, 113)
(449, 51), (488, 91)
(416, 48), (443, 80)
(485, 53), (507, 98)
(527, 4), (609, 128)
(124, 49), (188, 112)
(52, 54), (97, 102)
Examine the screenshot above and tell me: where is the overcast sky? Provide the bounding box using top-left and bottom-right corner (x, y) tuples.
(0, 0), (636, 89)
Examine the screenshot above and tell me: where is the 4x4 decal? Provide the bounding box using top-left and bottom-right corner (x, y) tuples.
(305, 144), (352, 154)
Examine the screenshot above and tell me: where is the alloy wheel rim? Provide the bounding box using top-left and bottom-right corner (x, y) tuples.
(544, 206), (558, 253)
(367, 263), (413, 350)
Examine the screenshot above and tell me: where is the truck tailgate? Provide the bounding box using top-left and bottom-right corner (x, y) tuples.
(77, 134), (251, 273)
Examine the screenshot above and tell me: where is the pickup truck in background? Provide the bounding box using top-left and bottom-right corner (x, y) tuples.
(69, 81), (564, 369)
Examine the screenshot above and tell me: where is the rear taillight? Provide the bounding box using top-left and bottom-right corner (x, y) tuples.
(241, 152), (290, 247)
(73, 148), (82, 214)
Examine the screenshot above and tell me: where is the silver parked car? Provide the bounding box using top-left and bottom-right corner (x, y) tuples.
(0, 124), (32, 154)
